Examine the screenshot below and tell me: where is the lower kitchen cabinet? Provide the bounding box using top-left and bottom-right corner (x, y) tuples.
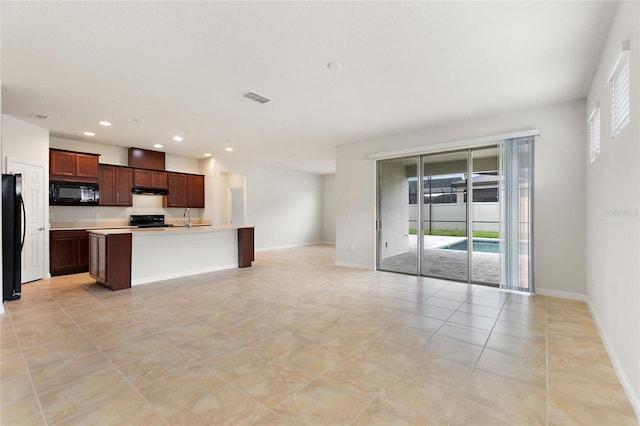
(50, 230), (89, 276)
(89, 232), (132, 290)
(238, 227), (255, 268)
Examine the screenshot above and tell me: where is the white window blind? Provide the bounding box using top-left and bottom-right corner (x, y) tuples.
(609, 43), (630, 138)
(589, 107), (600, 163)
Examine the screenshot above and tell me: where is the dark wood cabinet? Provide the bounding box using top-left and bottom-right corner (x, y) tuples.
(99, 165), (133, 206)
(50, 230), (90, 276)
(238, 227), (255, 268)
(89, 233), (132, 291)
(133, 169), (167, 189)
(128, 148), (165, 171)
(50, 149), (99, 183)
(164, 173), (189, 207)
(164, 172), (204, 208)
(187, 174), (205, 208)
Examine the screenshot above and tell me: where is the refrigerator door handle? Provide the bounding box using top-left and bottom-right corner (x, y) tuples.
(19, 195), (26, 251)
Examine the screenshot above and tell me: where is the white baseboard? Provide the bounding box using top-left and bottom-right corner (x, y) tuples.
(255, 242), (322, 253)
(535, 287), (586, 301)
(334, 261), (375, 270)
(131, 263), (238, 286)
(0, 303), (4, 315)
(586, 298), (640, 421)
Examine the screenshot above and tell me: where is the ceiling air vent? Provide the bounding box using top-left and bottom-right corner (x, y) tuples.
(31, 113), (49, 120)
(242, 91), (271, 104)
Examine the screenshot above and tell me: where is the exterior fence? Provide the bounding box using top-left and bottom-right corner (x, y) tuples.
(408, 202), (499, 232)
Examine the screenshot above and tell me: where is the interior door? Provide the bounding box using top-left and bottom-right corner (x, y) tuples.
(8, 160), (46, 283)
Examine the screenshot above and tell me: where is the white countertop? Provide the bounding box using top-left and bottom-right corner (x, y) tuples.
(88, 225), (251, 236)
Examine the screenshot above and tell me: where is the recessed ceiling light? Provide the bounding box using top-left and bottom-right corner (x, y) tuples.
(153, 144), (163, 149)
(84, 131), (95, 136)
(99, 121), (112, 126)
(204, 153), (212, 157)
(173, 136), (183, 142)
(225, 147), (233, 152)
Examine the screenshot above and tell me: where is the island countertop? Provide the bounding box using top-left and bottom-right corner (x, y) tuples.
(87, 224), (243, 236)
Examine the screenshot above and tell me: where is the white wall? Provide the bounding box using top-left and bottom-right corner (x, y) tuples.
(586, 1), (640, 415)
(335, 100), (587, 297)
(321, 174), (336, 244)
(2, 114), (51, 279)
(201, 157), (323, 251)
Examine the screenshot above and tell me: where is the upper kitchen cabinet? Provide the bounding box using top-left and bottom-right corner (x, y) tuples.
(50, 149), (100, 182)
(187, 174), (205, 208)
(133, 169), (167, 189)
(163, 173), (204, 208)
(164, 173), (188, 207)
(128, 147), (165, 171)
(99, 165), (133, 206)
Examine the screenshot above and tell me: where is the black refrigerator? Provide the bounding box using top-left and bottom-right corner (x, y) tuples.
(2, 174), (24, 301)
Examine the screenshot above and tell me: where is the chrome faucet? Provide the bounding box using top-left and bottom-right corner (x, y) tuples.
(183, 207), (192, 228)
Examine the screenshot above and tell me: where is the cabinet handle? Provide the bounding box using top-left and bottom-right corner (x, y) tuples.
(37, 227), (45, 231)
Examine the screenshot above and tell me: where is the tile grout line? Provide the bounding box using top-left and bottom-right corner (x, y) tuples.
(4, 305), (49, 426)
(545, 296), (550, 426)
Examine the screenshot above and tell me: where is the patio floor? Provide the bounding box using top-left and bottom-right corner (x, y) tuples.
(379, 235), (500, 284)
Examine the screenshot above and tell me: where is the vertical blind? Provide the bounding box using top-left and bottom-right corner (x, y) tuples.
(499, 135), (534, 292)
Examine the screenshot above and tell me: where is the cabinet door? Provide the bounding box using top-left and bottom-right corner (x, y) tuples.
(50, 238), (76, 275)
(133, 169), (151, 187)
(97, 235), (107, 282)
(187, 175), (205, 208)
(75, 154), (99, 180)
(50, 150), (76, 177)
(115, 167), (133, 206)
(89, 234), (99, 277)
(78, 236), (89, 271)
(150, 171), (167, 189)
(99, 165), (116, 206)
(164, 173), (188, 207)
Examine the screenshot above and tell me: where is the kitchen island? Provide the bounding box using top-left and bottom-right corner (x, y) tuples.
(88, 226), (254, 290)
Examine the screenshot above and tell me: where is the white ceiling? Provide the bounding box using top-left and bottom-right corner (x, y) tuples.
(1, 1), (617, 174)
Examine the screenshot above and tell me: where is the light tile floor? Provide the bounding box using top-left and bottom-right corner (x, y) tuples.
(1, 245), (637, 425)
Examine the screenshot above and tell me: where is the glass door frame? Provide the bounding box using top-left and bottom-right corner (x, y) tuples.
(376, 144), (505, 287)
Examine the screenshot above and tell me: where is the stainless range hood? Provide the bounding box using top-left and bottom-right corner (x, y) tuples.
(131, 187), (170, 195)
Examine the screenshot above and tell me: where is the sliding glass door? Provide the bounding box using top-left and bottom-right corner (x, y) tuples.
(421, 151), (469, 282)
(377, 157), (419, 275)
(471, 147), (500, 285)
(376, 137), (534, 292)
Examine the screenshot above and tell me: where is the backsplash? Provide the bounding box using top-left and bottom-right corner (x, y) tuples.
(50, 194), (203, 227)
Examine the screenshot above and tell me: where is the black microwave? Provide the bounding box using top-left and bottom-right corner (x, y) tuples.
(50, 181), (99, 206)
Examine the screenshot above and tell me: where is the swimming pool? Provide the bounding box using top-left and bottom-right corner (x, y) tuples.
(441, 239), (500, 254)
